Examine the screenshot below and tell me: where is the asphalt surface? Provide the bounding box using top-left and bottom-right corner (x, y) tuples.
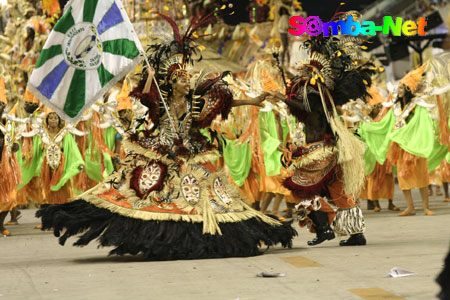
(1, 186), (449, 300)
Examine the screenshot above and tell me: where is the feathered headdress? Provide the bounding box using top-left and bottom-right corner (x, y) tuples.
(289, 35), (376, 112)
(44, 106), (55, 117)
(367, 84), (384, 106)
(144, 11), (222, 88)
(24, 87), (40, 104)
(399, 64), (425, 92)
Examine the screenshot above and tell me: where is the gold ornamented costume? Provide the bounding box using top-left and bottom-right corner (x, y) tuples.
(37, 13), (296, 260)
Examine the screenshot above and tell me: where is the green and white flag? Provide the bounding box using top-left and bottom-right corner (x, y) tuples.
(28, 0), (143, 123)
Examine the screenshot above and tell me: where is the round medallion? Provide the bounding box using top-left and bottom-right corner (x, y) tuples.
(63, 22), (102, 70)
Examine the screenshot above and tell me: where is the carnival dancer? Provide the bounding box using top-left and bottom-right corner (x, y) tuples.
(385, 66), (449, 216)
(208, 74), (263, 207)
(424, 53), (450, 204)
(97, 79), (148, 166)
(71, 109), (99, 193)
(267, 15), (373, 246)
(36, 14), (296, 260)
(346, 96), (399, 212)
(4, 102), (32, 226)
(0, 80), (22, 236)
(21, 110), (85, 205)
(15, 90), (46, 206)
(241, 56), (295, 218)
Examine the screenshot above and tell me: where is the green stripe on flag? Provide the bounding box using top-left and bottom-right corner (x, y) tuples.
(97, 63), (115, 87)
(102, 39), (140, 60)
(83, 0), (99, 23)
(35, 45), (63, 69)
(53, 7), (75, 34)
(64, 69), (86, 118)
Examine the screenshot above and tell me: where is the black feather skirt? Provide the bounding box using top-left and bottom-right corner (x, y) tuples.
(36, 137), (297, 260)
(36, 200), (296, 260)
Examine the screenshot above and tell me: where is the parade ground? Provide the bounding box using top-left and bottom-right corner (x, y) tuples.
(1, 186), (448, 300)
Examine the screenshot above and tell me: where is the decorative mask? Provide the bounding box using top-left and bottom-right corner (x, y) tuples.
(181, 174), (200, 205)
(213, 178), (232, 206)
(138, 163), (162, 195)
(46, 143), (62, 170)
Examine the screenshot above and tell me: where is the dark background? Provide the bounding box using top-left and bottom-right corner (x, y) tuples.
(301, 0), (378, 20)
(56, 0), (379, 24)
(221, 0), (379, 24)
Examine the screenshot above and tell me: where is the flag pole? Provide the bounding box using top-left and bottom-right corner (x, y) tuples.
(141, 52), (178, 135)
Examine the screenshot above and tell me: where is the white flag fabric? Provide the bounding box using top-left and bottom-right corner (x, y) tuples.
(28, 0), (143, 123)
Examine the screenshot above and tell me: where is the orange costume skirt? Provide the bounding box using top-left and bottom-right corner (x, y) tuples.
(439, 159), (450, 183)
(388, 143), (429, 190)
(0, 148), (22, 212)
(359, 161), (394, 200)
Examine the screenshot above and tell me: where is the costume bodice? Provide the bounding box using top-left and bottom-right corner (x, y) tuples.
(159, 100), (193, 147)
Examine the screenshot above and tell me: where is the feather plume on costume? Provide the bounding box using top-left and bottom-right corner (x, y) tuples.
(330, 115), (366, 197)
(285, 18), (376, 195)
(367, 85), (384, 106)
(400, 65), (425, 93)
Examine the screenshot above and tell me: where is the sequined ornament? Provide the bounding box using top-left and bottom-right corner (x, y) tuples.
(46, 143), (62, 170)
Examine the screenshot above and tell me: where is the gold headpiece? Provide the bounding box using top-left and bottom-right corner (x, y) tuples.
(160, 54), (191, 83)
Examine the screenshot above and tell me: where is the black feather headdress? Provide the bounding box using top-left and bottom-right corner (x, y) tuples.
(144, 11), (220, 86)
(288, 11), (377, 112)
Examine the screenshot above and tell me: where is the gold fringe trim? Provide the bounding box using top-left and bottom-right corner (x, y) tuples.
(77, 163), (282, 230)
(81, 193), (282, 226)
(84, 195), (204, 222)
(237, 201), (282, 227)
(288, 146), (337, 173)
(330, 116), (366, 197)
(203, 190), (222, 234)
(187, 151), (219, 164)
